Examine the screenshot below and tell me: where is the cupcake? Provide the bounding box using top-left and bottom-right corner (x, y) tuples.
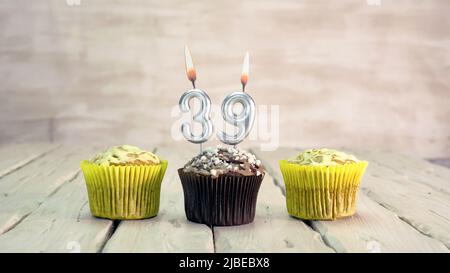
(178, 146), (265, 226)
(279, 148), (368, 220)
(80, 145), (168, 220)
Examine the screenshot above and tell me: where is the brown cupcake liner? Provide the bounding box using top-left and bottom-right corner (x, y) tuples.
(178, 169), (264, 226)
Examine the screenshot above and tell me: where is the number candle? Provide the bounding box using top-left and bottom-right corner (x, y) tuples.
(179, 46), (213, 151)
(217, 52), (256, 146)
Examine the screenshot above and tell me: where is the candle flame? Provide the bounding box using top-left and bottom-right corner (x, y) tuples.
(241, 52), (249, 90)
(184, 45), (196, 84)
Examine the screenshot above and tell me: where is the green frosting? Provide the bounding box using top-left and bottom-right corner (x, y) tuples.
(288, 148), (359, 166)
(91, 145), (160, 166)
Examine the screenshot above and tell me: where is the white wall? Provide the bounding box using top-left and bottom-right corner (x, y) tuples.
(0, 0), (449, 157)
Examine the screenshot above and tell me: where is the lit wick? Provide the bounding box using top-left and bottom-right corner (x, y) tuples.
(185, 45), (197, 89)
(240, 52), (249, 92)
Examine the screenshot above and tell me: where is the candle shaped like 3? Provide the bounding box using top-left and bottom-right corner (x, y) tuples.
(179, 89), (213, 143)
(180, 46), (213, 144)
(217, 52), (256, 145)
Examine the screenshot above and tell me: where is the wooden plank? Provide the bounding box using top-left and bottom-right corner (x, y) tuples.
(392, 153), (450, 179)
(0, 145), (99, 235)
(348, 151), (450, 248)
(0, 143), (58, 178)
(0, 174), (113, 252)
(361, 166), (450, 249)
(214, 171), (334, 253)
(102, 146), (214, 253)
(253, 148), (449, 252)
(428, 158), (450, 169)
(358, 151), (450, 195)
(311, 194), (448, 252)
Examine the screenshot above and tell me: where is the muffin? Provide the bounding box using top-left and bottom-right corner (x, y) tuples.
(279, 148), (368, 220)
(178, 146), (265, 226)
(80, 145), (168, 220)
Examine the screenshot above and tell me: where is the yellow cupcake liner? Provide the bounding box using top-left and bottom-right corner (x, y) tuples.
(80, 160), (168, 220)
(279, 160), (368, 220)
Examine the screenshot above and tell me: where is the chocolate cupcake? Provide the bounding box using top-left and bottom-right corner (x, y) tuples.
(178, 146), (265, 226)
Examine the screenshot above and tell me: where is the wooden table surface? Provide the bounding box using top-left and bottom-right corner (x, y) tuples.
(0, 143), (449, 253)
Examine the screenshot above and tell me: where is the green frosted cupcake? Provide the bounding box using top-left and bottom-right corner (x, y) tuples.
(279, 148), (368, 220)
(81, 145), (168, 220)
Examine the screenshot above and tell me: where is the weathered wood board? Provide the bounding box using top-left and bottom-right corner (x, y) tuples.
(253, 148), (449, 252)
(0, 145), (98, 235)
(0, 143), (58, 178)
(311, 194), (448, 253)
(0, 144), (448, 252)
(103, 146), (214, 253)
(0, 174), (113, 252)
(359, 151), (450, 195)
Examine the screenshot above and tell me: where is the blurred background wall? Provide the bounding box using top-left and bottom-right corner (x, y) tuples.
(0, 0), (449, 157)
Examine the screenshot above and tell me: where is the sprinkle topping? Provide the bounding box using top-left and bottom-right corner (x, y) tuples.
(183, 146), (264, 178)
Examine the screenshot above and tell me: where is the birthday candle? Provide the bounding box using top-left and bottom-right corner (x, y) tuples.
(179, 46), (213, 151)
(217, 52), (256, 146)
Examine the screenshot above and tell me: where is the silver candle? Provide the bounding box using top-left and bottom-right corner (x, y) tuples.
(217, 91), (255, 145)
(179, 46), (213, 147)
(217, 52), (256, 145)
(179, 88), (213, 144)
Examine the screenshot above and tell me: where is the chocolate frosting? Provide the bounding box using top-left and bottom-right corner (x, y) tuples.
(183, 146), (265, 178)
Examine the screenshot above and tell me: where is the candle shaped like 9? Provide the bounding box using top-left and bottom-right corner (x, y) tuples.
(217, 52), (256, 145)
(179, 46), (213, 145)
